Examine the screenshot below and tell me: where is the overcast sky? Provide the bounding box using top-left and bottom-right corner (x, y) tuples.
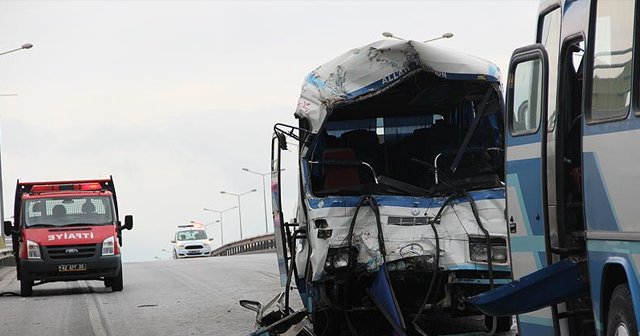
(0, 0), (539, 262)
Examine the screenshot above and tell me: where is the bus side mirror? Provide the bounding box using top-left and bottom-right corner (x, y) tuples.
(3, 221), (14, 236)
(123, 215), (133, 230)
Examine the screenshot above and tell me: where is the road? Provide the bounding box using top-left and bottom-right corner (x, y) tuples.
(0, 253), (282, 336)
(0, 253), (516, 336)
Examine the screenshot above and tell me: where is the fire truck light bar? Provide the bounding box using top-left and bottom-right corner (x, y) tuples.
(31, 183), (103, 193)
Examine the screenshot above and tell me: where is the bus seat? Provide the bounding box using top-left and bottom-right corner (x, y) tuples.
(323, 148), (360, 191)
(340, 129), (382, 171)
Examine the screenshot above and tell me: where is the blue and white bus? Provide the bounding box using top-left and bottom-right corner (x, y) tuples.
(475, 1), (639, 336)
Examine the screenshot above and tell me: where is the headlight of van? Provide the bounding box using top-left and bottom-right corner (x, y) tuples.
(102, 236), (115, 256)
(469, 237), (508, 263)
(27, 240), (41, 259)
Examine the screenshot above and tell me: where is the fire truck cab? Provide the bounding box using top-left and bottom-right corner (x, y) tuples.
(3, 177), (133, 296)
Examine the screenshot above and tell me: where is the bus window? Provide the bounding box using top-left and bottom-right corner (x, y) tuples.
(511, 58), (544, 135)
(589, 0), (634, 121)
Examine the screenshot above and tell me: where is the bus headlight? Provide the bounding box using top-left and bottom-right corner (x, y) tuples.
(324, 247), (357, 272)
(27, 240), (41, 259)
(102, 236), (115, 256)
(469, 237), (508, 264)
(491, 246), (508, 263)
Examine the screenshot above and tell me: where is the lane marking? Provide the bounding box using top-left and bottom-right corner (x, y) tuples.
(82, 281), (109, 336)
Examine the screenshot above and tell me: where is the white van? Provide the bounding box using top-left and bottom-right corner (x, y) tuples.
(171, 223), (212, 258)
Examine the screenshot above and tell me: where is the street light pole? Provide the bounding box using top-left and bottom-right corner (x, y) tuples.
(203, 206), (237, 245)
(241, 168), (285, 234)
(423, 32), (454, 43)
(220, 189), (256, 239)
(0, 43), (32, 248)
(381, 32), (454, 43)
(0, 43), (33, 56)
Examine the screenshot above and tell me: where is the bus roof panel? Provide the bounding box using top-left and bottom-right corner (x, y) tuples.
(294, 39), (501, 132)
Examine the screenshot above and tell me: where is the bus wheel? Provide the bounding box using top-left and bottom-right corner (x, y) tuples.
(20, 278), (33, 297)
(607, 284), (637, 336)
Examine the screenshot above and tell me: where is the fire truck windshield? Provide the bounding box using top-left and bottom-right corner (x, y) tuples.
(23, 196), (115, 227)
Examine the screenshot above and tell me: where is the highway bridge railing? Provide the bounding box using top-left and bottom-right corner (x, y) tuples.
(211, 233), (276, 257)
(0, 249), (13, 267)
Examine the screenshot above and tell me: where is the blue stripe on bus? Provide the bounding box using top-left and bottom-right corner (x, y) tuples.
(507, 134), (542, 146)
(583, 152), (620, 231)
(583, 115), (640, 136)
(519, 315), (554, 327)
(506, 159), (544, 236)
(446, 264), (511, 272)
(305, 67), (499, 102)
(518, 321), (555, 336)
(307, 189), (505, 209)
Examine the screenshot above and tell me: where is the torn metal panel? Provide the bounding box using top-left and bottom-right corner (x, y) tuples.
(304, 193), (508, 281)
(295, 39), (501, 132)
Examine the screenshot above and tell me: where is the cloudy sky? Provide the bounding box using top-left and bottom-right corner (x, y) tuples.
(0, 0), (539, 262)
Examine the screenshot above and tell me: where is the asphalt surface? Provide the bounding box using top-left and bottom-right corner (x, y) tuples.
(0, 253), (283, 336)
(0, 253), (516, 336)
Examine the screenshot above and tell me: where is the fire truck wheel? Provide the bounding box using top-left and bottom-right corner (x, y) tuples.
(484, 315), (513, 333)
(20, 278), (33, 297)
(606, 284), (637, 336)
(110, 269), (123, 291)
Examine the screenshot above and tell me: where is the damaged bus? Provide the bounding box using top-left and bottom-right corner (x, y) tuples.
(265, 39), (511, 335)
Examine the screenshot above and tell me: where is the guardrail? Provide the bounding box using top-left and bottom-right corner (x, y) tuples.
(211, 233), (276, 257)
(0, 247), (14, 266)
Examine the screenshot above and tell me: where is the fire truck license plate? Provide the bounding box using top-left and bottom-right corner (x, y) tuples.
(58, 264), (87, 272)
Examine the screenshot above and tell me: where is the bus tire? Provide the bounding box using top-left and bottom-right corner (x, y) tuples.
(485, 315), (513, 333)
(20, 278), (33, 297)
(606, 284), (637, 336)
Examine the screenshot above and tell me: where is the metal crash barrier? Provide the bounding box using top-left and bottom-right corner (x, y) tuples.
(211, 233), (276, 257)
(0, 247), (14, 266)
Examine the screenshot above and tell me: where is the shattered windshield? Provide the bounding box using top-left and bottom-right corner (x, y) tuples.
(307, 72), (504, 197)
(24, 196), (114, 227)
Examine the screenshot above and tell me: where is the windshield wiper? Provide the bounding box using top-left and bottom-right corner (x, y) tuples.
(62, 223), (109, 227)
(27, 223), (58, 228)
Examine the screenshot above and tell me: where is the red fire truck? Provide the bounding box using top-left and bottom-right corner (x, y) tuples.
(3, 177), (133, 296)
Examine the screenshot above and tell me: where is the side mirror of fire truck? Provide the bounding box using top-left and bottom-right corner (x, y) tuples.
(123, 215), (133, 230)
(3, 220), (19, 236)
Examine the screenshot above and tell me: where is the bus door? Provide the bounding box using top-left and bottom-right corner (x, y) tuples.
(505, 44), (557, 336)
